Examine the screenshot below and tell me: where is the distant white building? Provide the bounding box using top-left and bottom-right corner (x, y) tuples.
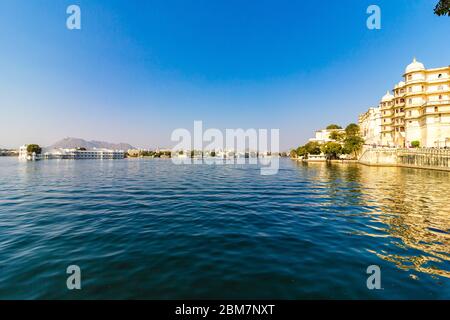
(358, 106), (382, 146)
(309, 128), (345, 144)
(42, 148), (125, 160)
(18, 145), (41, 161)
(18, 145), (28, 160)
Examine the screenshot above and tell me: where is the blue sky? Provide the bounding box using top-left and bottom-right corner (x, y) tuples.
(0, 0), (449, 150)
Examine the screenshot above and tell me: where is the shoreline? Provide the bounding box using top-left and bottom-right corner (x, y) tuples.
(290, 157), (450, 173)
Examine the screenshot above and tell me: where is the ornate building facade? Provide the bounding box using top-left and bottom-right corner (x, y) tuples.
(360, 59), (450, 148)
(358, 106), (382, 146)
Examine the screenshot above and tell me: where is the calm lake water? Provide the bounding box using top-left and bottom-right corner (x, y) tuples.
(0, 157), (449, 299)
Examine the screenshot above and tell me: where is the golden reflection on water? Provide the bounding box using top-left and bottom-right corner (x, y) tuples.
(297, 161), (450, 279)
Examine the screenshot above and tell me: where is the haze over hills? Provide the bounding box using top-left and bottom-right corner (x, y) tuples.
(47, 138), (135, 151)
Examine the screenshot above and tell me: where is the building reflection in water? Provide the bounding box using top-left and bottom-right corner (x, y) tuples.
(296, 161), (450, 279)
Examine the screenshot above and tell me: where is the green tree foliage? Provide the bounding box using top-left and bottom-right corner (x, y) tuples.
(411, 140), (420, 148)
(434, 0), (450, 16)
(304, 141), (321, 155)
(342, 136), (364, 158)
(345, 123), (360, 137)
(293, 123), (366, 160)
(321, 142), (342, 159)
(141, 151), (152, 157)
(326, 124), (342, 130)
(296, 146), (308, 157)
(329, 131), (345, 142)
(289, 150), (298, 158)
(26, 144), (42, 155)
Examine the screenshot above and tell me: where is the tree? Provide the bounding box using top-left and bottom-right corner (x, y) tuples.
(27, 144), (42, 155)
(326, 124), (342, 130)
(342, 136), (364, 159)
(290, 150), (298, 158)
(329, 131), (345, 142)
(140, 150), (154, 157)
(304, 141), (321, 155)
(296, 146), (308, 157)
(434, 0), (450, 16)
(321, 142), (342, 159)
(345, 123), (360, 137)
(411, 140), (420, 148)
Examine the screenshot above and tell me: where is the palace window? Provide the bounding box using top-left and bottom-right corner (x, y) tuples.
(435, 107), (438, 112)
(439, 95), (442, 100)
(438, 74), (442, 78)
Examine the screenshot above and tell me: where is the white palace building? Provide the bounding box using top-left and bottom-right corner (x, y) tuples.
(45, 148), (125, 159)
(19, 145), (125, 160)
(359, 58), (450, 148)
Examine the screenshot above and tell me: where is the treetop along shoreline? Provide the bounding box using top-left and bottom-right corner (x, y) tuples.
(291, 123), (364, 160)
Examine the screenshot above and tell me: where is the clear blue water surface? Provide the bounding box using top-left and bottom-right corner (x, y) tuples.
(0, 157), (449, 299)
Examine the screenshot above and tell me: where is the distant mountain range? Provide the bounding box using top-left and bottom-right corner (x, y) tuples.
(47, 138), (135, 151)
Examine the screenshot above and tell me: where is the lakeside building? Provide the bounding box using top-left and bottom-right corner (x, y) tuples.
(308, 128), (345, 144)
(358, 106), (382, 146)
(302, 128), (347, 162)
(43, 148), (125, 159)
(19, 145), (41, 161)
(18, 145), (27, 160)
(359, 58), (450, 148)
(0, 148), (18, 157)
(170, 149), (279, 159)
(19, 144), (125, 160)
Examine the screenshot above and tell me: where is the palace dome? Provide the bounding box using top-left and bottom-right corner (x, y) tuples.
(381, 90), (394, 102)
(405, 58), (425, 74)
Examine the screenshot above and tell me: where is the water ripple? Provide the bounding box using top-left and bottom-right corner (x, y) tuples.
(0, 158), (449, 299)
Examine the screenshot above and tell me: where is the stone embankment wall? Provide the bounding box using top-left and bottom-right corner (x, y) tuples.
(358, 147), (450, 171)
